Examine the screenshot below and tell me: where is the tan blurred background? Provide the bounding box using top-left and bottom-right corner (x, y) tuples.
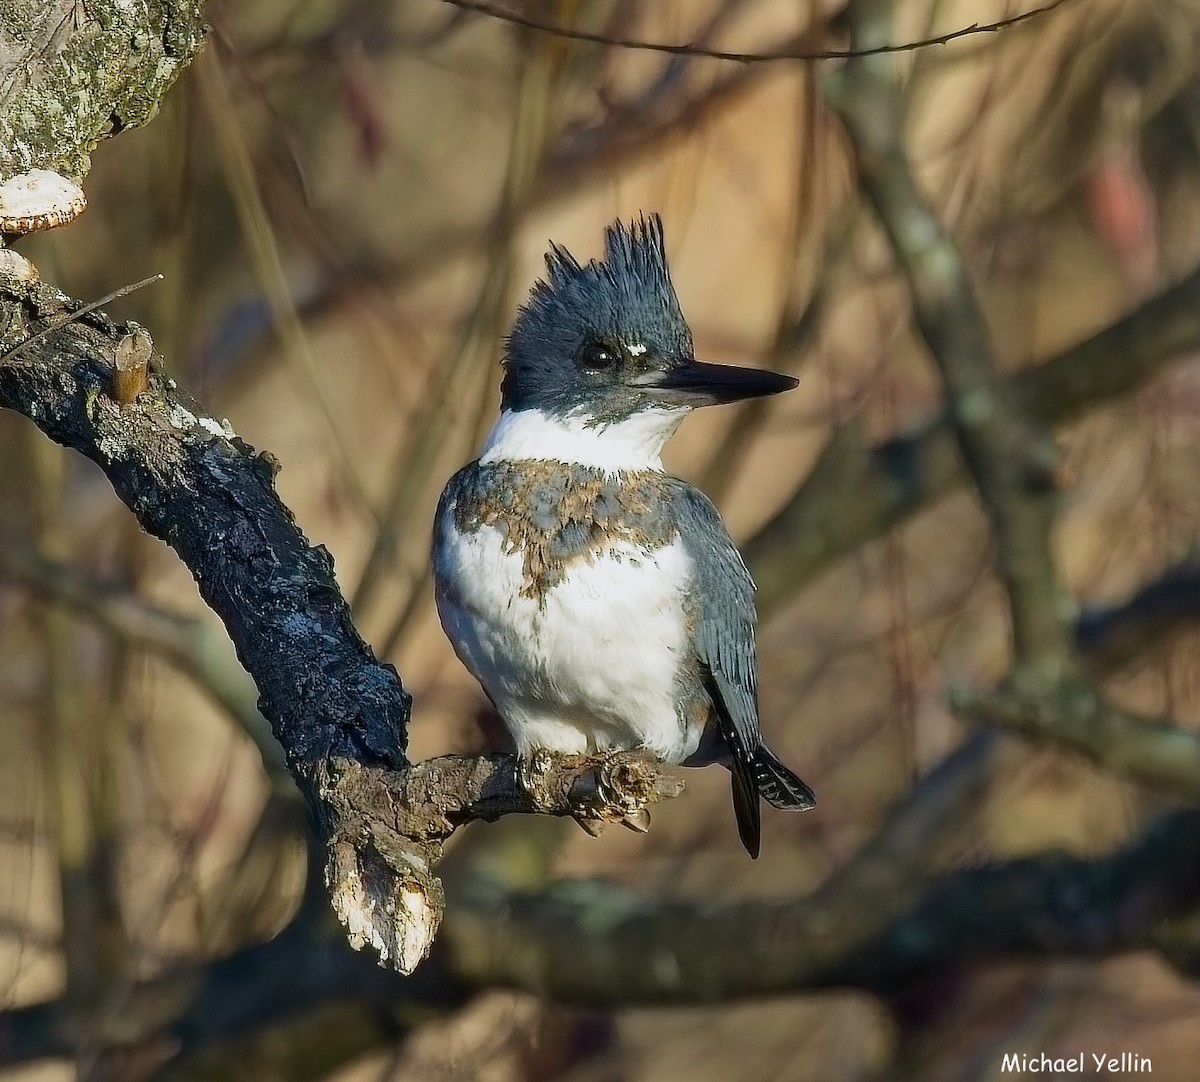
(1, 0), (1198, 1079)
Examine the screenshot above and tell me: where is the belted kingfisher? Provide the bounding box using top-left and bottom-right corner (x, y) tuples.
(432, 214), (814, 856)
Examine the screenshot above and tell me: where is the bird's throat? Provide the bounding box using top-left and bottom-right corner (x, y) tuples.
(479, 407), (685, 472)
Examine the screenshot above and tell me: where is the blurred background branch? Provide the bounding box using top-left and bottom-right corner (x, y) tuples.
(745, 265), (1200, 615)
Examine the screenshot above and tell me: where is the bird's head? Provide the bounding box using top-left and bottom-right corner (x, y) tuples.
(501, 215), (796, 425)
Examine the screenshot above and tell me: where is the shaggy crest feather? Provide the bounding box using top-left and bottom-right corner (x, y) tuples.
(501, 215), (693, 416)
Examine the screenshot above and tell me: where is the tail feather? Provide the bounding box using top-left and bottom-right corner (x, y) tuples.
(753, 746), (816, 811)
(728, 746), (814, 859)
(729, 754), (761, 859)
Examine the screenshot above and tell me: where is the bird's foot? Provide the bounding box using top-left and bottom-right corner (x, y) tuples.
(619, 807), (652, 833)
(573, 805), (651, 838)
(516, 748), (560, 811)
(576, 816), (611, 838)
(515, 749), (683, 839)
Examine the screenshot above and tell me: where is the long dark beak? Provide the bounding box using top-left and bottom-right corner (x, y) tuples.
(639, 359), (798, 407)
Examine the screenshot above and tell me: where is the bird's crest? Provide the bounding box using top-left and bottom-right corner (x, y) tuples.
(516, 214), (685, 338)
(502, 214), (693, 415)
(541, 214), (674, 298)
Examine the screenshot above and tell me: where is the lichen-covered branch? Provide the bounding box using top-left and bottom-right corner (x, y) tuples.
(0, 0), (207, 183)
(0, 266), (683, 974)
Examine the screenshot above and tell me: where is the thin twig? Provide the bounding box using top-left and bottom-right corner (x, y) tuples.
(0, 274), (163, 365)
(439, 0), (1079, 65)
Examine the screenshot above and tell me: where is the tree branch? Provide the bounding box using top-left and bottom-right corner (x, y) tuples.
(951, 685), (1200, 799)
(1076, 554), (1200, 675)
(442, 808), (1200, 1003)
(0, 544), (289, 782)
(747, 266), (1200, 616)
(0, 1), (206, 183)
(438, 0), (1078, 65)
(827, 2), (1078, 680)
(819, 0), (1197, 806)
(0, 919), (465, 1070)
(2, 554), (1196, 1069)
(0, 268), (683, 974)
(3, 806), (1195, 1069)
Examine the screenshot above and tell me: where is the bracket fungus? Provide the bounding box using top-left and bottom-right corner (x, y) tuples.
(0, 170), (86, 237)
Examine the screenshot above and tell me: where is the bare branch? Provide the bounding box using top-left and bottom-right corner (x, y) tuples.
(0, 269), (684, 974)
(0, 922), (460, 1070)
(443, 807), (1200, 1002)
(0, 274), (162, 364)
(0, 548), (1192, 1069)
(438, 0), (1079, 65)
(1076, 554), (1200, 675)
(951, 685), (1200, 800)
(820, 0), (1198, 805)
(3, 803), (1195, 1070)
(747, 267), (1200, 616)
(317, 752), (682, 972)
(828, 0), (1073, 678)
(0, 545), (288, 782)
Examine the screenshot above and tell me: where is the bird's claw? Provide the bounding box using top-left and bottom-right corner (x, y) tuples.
(573, 806), (652, 838)
(576, 817), (610, 837)
(619, 807), (651, 833)
(516, 749), (663, 838)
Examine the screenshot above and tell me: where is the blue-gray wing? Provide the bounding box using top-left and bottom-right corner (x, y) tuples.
(667, 479), (815, 857)
(668, 480), (761, 739)
(667, 479), (766, 852)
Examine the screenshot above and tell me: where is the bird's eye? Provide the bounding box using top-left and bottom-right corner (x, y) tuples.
(578, 341), (619, 370)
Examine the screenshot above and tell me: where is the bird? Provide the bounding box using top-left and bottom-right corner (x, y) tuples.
(431, 213), (814, 857)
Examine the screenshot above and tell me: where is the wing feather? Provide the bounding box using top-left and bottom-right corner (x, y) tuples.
(668, 480), (765, 855)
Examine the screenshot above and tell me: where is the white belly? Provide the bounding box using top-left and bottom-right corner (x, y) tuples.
(433, 520), (699, 762)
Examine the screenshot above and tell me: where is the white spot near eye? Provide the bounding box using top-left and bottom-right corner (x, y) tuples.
(628, 343), (647, 356)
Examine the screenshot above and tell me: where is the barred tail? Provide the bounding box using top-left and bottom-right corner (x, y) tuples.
(753, 746), (816, 811)
(729, 745), (815, 859)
